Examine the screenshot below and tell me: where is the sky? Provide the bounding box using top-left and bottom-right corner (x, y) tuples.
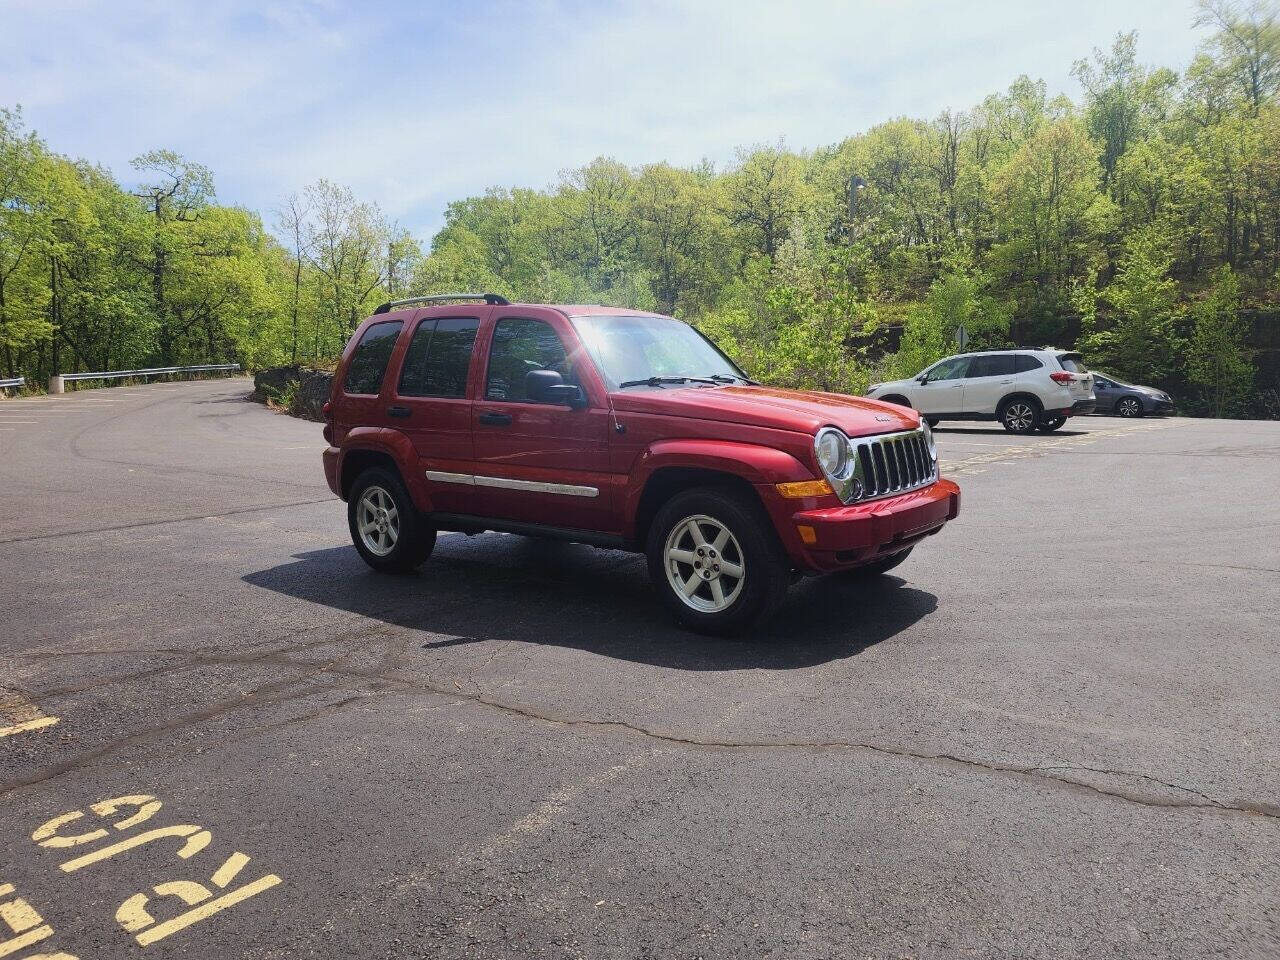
(1, 0), (1213, 242)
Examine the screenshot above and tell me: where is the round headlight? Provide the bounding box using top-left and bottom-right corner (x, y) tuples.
(815, 427), (852, 481)
(921, 419), (937, 460)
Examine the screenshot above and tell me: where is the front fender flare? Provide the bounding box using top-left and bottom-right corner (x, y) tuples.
(622, 438), (815, 540)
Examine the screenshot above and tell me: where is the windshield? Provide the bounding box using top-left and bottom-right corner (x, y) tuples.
(571, 314), (748, 389)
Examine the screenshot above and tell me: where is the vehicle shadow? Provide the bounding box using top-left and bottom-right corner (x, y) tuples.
(242, 535), (938, 671)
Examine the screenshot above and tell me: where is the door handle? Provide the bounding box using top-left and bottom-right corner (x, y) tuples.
(478, 411), (512, 426)
(999, 380), (1013, 384)
(387, 405), (411, 418)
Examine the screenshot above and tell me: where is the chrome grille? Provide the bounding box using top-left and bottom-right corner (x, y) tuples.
(848, 427), (937, 502)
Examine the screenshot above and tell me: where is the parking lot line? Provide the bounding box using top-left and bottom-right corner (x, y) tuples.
(0, 715), (60, 738)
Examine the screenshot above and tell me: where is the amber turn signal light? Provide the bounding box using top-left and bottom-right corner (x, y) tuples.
(796, 525), (818, 545)
(775, 479), (833, 499)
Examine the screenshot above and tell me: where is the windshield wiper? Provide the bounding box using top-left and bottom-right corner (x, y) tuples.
(617, 376), (719, 389)
(705, 373), (760, 385)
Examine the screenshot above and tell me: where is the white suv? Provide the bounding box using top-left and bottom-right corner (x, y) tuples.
(867, 350), (1096, 434)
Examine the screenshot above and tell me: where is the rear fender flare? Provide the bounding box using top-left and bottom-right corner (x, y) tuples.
(339, 428), (433, 513)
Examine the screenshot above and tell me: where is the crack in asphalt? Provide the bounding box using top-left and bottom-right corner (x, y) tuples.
(392, 680), (1280, 823)
(6, 617), (1276, 824)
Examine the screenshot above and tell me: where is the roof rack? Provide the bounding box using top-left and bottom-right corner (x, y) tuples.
(372, 293), (509, 314)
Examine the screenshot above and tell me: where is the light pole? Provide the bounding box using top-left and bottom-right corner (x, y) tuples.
(848, 175), (867, 232)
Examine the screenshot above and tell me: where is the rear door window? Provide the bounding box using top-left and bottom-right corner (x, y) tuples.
(343, 321), (403, 395)
(398, 317), (480, 398)
(1057, 353), (1089, 373)
(968, 354), (1015, 378)
(1013, 354), (1043, 373)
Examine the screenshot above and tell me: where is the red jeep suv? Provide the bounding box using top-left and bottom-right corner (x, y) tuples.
(322, 294), (960, 634)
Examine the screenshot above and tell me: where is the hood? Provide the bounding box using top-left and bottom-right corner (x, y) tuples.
(1135, 384), (1166, 396)
(609, 384), (919, 437)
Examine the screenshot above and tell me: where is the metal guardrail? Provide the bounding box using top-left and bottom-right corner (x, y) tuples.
(60, 363), (240, 382)
(0, 376), (25, 390)
(49, 364), (240, 393)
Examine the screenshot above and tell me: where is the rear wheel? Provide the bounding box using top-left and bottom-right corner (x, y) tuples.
(647, 488), (789, 636)
(348, 467), (435, 572)
(1117, 396), (1143, 418)
(1037, 415), (1066, 432)
(1000, 398), (1041, 434)
(925, 417), (940, 428)
(840, 547), (913, 578)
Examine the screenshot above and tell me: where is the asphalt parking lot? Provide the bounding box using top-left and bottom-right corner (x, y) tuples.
(1, 377), (1277, 959)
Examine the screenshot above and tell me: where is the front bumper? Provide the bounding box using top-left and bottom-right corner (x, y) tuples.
(1150, 398), (1175, 415)
(785, 478), (961, 572)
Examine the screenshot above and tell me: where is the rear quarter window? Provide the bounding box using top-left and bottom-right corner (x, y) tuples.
(1057, 353), (1089, 373)
(343, 321), (403, 395)
(1013, 354), (1043, 373)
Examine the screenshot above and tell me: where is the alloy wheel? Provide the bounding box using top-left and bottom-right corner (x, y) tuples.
(663, 514), (746, 613)
(1004, 402), (1036, 432)
(1118, 398), (1141, 417)
(356, 485), (400, 556)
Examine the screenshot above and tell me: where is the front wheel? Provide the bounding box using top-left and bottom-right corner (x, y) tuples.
(1038, 416), (1066, 432)
(348, 467), (435, 572)
(925, 417), (940, 428)
(1001, 399), (1041, 434)
(647, 488), (789, 636)
(1117, 397), (1143, 418)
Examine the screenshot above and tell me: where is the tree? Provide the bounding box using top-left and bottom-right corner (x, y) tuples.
(988, 117), (1110, 337)
(1073, 33), (1177, 186)
(892, 257), (1011, 378)
(303, 179), (390, 357)
(1187, 265), (1253, 414)
(725, 143), (809, 259)
(1195, 0), (1280, 115)
(0, 107), (53, 378)
(275, 194), (310, 363)
(1079, 224), (1181, 382)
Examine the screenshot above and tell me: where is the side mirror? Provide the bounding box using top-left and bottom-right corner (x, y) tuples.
(917, 375), (930, 384)
(544, 383), (587, 408)
(525, 368), (563, 401)
(525, 369), (585, 407)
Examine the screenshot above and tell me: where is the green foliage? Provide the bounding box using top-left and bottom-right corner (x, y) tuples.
(1078, 224), (1182, 382)
(2, 4), (1280, 414)
(1187, 265), (1254, 415)
(892, 259), (1012, 378)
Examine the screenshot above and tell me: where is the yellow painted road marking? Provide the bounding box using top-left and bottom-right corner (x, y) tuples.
(0, 716), (59, 738)
(0, 689), (60, 739)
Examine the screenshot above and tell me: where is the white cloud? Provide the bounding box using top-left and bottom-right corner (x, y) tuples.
(0, 0), (1209, 239)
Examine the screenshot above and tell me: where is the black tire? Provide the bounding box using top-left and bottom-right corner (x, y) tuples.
(348, 467), (435, 572)
(1117, 396), (1144, 418)
(925, 417), (940, 428)
(999, 397), (1041, 434)
(1037, 415), (1066, 432)
(839, 547), (913, 578)
(646, 487), (790, 636)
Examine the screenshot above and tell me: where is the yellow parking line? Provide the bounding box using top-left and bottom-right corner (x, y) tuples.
(0, 716), (59, 738)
